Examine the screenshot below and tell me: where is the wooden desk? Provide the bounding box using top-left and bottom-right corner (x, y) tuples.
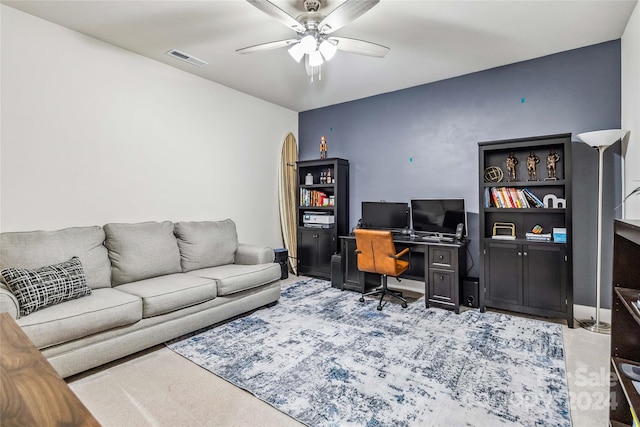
(339, 235), (468, 313)
(0, 313), (100, 427)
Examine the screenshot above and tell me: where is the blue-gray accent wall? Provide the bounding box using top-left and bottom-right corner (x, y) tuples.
(298, 40), (622, 309)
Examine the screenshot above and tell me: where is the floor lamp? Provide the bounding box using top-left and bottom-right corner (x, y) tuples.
(577, 129), (630, 334)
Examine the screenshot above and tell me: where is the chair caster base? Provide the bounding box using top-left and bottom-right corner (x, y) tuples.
(402, 302), (408, 308)
(359, 297), (365, 302)
(377, 305), (382, 311)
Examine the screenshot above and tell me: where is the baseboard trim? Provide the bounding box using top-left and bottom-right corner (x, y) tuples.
(573, 304), (612, 324)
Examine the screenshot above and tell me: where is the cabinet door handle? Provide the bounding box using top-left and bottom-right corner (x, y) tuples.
(439, 255), (444, 260)
(523, 251), (528, 256)
(439, 275), (444, 280)
(518, 252), (522, 256)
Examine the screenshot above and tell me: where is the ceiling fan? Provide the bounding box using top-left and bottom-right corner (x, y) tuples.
(237, 0), (389, 77)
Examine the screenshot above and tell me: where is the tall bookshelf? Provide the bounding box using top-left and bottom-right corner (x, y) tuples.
(478, 133), (574, 327)
(610, 219), (640, 426)
(296, 158), (349, 279)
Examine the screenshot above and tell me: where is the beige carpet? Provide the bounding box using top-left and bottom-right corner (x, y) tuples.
(67, 277), (611, 427)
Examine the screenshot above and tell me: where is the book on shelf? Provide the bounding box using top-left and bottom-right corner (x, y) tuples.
(525, 232), (552, 241)
(486, 187), (546, 209)
(522, 188), (544, 207)
(299, 188), (329, 207)
(484, 187), (544, 209)
(632, 298), (640, 316)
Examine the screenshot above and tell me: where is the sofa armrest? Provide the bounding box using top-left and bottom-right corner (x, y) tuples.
(235, 244), (275, 265)
(0, 284), (19, 319)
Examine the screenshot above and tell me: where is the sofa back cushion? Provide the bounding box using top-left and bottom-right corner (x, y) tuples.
(0, 226), (111, 289)
(104, 221), (181, 286)
(174, 219), (238, 272)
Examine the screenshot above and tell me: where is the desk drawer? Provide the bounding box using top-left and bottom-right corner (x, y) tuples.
(428, 269), (456, 305)
(429, 247), (456, 269)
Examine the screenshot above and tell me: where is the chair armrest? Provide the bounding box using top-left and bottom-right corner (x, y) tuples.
(0, 284), (19, 319)
(392, 247), (410, 259)
(235, 243), (275, 265)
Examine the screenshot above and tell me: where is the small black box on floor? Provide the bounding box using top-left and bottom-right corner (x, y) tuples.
(462, 277), (479, 308)
(273, 248), (288, 280)
(331, 254), (343, 289)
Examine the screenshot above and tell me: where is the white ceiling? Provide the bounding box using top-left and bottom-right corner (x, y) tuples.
(3, 0), (637, 112)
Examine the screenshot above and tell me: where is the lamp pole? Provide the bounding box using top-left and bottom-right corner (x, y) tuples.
(577, 129), (630, 333)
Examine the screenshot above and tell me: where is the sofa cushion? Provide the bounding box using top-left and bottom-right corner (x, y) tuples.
(104, 221), (181, 286)
(174, 219), (238, 272)
(1, 257), (92, 317)
(187, 263), (280, 296)
(115, 273), (217, 318)
(0, 226), (111, 289)
(17, 288), (142, 349)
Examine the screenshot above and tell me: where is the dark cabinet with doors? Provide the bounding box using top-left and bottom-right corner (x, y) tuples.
(478, 133), (573, 327)
(484, 242), (567, 312)
(297, 227), (335, 277)
(296, 158), (349, 279)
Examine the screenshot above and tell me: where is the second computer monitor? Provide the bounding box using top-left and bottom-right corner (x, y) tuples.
(411, 198), (467, 236)
(361, 201), (409, 230)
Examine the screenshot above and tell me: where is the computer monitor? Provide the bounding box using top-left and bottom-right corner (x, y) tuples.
(411, 199), (467, 236)
(361, 201), (409, 230)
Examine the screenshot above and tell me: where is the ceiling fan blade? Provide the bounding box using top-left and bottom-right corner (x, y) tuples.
(236, 39), (298, 54)
(330, 36), (389, 58)
(247, 0), (305, 33)
(318, 0), (380, 34)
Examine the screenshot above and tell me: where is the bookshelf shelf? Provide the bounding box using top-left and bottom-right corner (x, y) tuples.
(484, 208), (565, 213)
(300, 184), (335, 189)
(482, 180), (566, 188)
(611, 220), (640, 425)
(612, 357), (640, 426)
(299, 205), (335, 210)
(615, 287), (640, 327)
(483, 237), (567, 246)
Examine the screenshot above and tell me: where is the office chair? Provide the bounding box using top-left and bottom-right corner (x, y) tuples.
(354, 229), (410, 310)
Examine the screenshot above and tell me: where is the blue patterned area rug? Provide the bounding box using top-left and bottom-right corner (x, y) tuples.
(167, 278), (571, 427)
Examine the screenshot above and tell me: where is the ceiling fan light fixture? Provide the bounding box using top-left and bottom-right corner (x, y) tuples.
(319, 39), (337, 61)
(308, 49), (324, 67)
(288, 42), (305, 63)
(299, 33), (317, 54)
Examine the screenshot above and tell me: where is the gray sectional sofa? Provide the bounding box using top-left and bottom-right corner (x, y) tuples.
(0, 219), (281, 378)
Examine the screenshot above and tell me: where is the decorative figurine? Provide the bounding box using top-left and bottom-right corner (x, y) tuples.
(506, 152), (518, 181)
(320, 136), (327, 159)
(545, 149), (561, 180)
(526, 151), (540, 181)
(484, 166), (504, 183)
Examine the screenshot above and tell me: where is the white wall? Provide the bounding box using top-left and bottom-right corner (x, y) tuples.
(0, 6), (298, 247)
(622, 2), (640, 218)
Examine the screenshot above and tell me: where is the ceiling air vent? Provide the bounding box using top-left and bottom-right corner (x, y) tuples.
(166, 49), (208, 67)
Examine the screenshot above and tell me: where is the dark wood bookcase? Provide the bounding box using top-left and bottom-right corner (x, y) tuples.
(610, 219), (640, 426)
(296, 158), (349, 279)
(478, 133), (574, 327)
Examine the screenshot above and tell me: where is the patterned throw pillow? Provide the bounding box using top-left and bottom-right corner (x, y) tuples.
(1, 257), (92, 316)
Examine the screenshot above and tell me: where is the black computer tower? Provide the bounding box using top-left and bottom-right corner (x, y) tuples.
(331, 254), (343, 289)
(462, 277), (479, 308)
(274, 248), (288, 280)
